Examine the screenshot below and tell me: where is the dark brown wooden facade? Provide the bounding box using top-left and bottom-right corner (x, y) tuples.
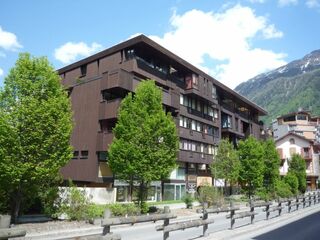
(58, 35), (267, 197)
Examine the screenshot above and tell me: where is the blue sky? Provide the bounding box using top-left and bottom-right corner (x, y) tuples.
(1, 0), (320, 89)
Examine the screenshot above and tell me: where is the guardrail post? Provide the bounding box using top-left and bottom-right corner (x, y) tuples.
(303, 196), (306, 208)
(102, 209), (112, 236)
(266, 203), (270, 220)
(249, 199), (254, 224)
(313, 192), (316, 204)
(309, 193), (312, 207)
(288, 199), (292, 213)
(278, 200), (282, 216)
(202, 202), (208, 237)
(230, 201), (236, 229)
(163, 206), (170, 240)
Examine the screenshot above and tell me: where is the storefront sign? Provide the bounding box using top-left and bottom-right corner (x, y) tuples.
(197, 176), (212, 187)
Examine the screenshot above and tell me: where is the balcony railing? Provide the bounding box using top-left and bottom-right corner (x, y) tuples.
(187, 107), (213, 121)
(136, 57), (168, 80)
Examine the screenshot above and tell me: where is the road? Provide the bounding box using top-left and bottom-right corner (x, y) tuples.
(253, 211), (320, 240)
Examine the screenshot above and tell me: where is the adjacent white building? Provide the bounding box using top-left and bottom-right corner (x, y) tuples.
(275, 133), (319, 190)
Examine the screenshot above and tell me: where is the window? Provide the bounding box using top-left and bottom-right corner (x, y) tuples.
(191, 98), (196, 109)
(97, 151), (108, 161)
(289, 147), (296, 156)
(72, 151), (79, 159)
(80, 64), (87, 76)
(208, 107), (214, 117)
(212, 85), (217, 99)
(222, 114), (232, 128)
(196, 122), (201, 132)
(192, 74), (199, 89)
(191, 120), (196, 130)
(180, 94), (184, 105)
(297, 114), (307, 120)
(179, 140), (183, 149)
(289, 138), (295, 144)
(213, 109), (218, 119)
(80, 151), (89, 159)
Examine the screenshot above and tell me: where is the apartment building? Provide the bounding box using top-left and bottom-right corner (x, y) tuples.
(272, 111), (320, 142)
(276, 133), (319, 190)
(58, 35), (267, 203)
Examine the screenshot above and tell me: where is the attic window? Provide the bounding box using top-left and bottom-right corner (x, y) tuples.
(289, 138), (295, 145)
(80, 64), (87, 76)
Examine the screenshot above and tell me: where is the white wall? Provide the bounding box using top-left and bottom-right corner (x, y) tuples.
(276, 135), (310, 175)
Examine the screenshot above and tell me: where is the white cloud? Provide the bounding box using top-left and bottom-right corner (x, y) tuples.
(306, 0), (320, 8)
(0, 26), (22, 51)
(54, 42), (103, 64)
(149, 5), (286, 89)
(0, 68), (3, 77)
(263, 24), (283, 39)
(278, 0), (298, 7)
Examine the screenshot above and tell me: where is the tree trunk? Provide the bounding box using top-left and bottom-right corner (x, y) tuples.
(128, 179), (133, 202)
(11, 185), (22, 223)
(229, 181), (233, 196)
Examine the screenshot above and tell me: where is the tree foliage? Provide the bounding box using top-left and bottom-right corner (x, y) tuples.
(262, 138), (280, 194)
(108, 80), (178, 209)
(210, 139), (240, 194)
(284, 172), (299, 195)
(238, 136), (264, 198)
(288, 153), (307, 193)
(0, 53), (73, 220)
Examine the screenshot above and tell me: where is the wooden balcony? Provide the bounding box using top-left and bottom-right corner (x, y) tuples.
(98, 99), (121, 120)
(96, 132), (114, 151)
(178, 150), (214, 164)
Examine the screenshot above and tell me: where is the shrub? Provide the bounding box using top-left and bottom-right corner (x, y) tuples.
(256, 188), (273, 201)
(275, 180), (293, 198)
(108, 203), (140, 217)
(126, 203), (141, 216)
(197, 186), (224, 207)
(56, 180), (91, 221)
(182, 193), (194, 208)
(86, 204), (106, 219)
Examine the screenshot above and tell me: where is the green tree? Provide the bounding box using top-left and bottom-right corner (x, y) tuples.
(238, 136), (264, 198)
(284, 172), (299, 195)
(0, 53), (73, 221)
(262, 138), (280, 195)
(288, 153), (307, 193)
(210, 139), (240, 195)
(108, 80), (178, 211)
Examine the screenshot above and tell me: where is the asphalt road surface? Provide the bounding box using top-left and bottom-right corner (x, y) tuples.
(253, 211), (320, 240)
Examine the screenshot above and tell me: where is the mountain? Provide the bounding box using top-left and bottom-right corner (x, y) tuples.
(235, 50), (320, 125)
